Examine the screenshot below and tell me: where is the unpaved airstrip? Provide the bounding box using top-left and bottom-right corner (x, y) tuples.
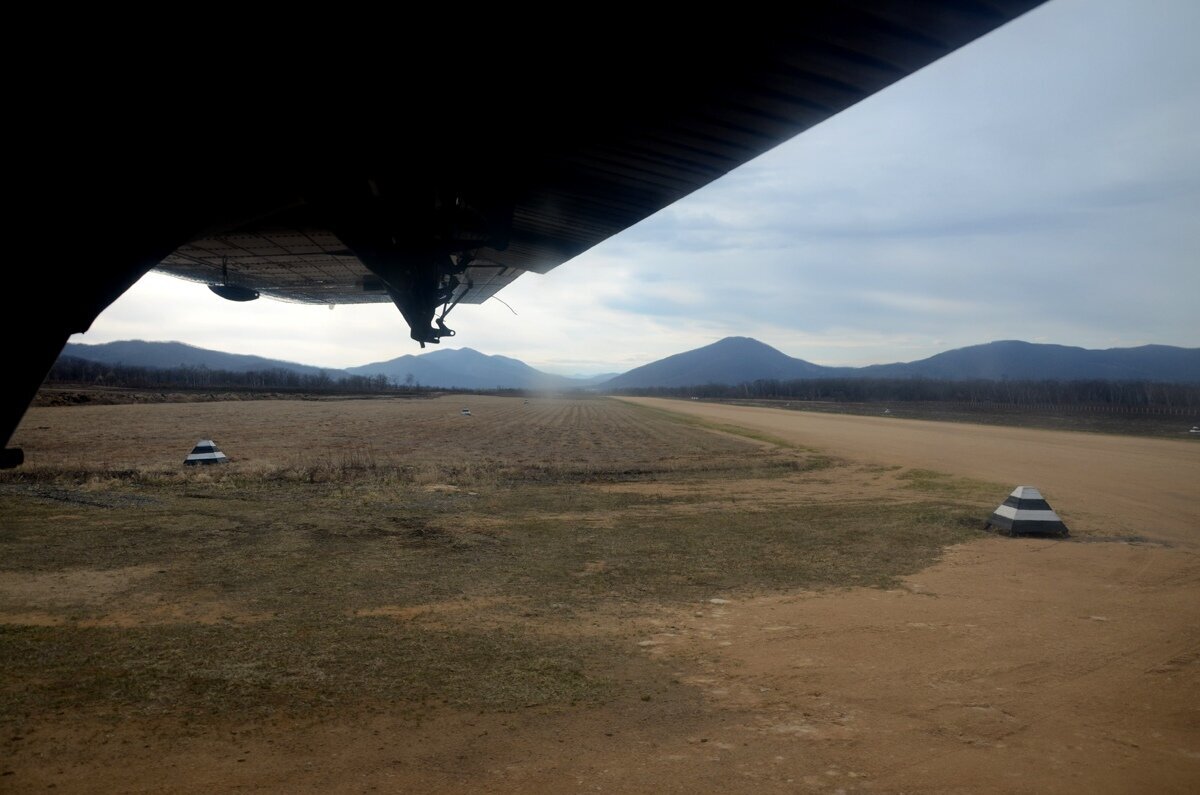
(622, 397), (1200, 544)
(618, 397), (1200, 792)
(1, 395), (1196, 793)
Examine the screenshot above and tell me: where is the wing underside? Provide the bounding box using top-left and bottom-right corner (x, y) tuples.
(158, 230), (521, 306)
(147, 1), (1046, 332)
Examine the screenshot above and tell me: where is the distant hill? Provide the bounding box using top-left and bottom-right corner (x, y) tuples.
(62, 341), (600, 390)
(62, 340), (348, 377)
(856, 341), (1200, 382)
(346, 348), (591, 390)
(601, 338), (1200, 388)
(60, 337), (1200, 392)
(602, 337), (844, 389)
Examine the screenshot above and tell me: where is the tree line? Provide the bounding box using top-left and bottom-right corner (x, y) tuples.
(46, 356), (1200, 409)
(47, 356), (411, 394)
(615, 377), (1200, 409)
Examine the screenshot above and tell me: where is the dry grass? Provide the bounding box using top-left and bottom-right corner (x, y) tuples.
(896, 468), (1005, 503)
(2, 395), (985, 727)
(710, 397), (1200, 440)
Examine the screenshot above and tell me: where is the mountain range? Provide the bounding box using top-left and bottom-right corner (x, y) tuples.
(60, 337), (1200, 390)
(603, 338), (1200, 388)
(62, 340), (350, 378)
(345, 348), (614, 390)
(60, 340), (608, 390)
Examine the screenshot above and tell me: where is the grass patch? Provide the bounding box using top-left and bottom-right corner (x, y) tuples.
(897, 468), (1006, 503)
(0, 464), (978, 722)
(625, 402), (815, 452)
(710, 398), (1200, 440)
(1, 396), (987, 726)
(508, 501), (978, 601)
(0, 621), (611, 720)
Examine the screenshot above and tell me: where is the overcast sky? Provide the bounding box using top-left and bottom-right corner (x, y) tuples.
(78, 0), (1199, 376)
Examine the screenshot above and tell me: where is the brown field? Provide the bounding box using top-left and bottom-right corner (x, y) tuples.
(1, 394), (1197, 793)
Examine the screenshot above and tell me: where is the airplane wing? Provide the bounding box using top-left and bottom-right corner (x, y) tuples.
(157, 230), (521, 307)
(146, 2), (1047, 340)
(5, 2), (1047, 466)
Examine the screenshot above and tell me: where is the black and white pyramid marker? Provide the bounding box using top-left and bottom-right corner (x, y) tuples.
(985, 486), (1068, 537)
(184, 439), (228, 466)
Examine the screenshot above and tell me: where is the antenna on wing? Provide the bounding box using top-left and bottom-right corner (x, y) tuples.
(492, 296), (518, 316)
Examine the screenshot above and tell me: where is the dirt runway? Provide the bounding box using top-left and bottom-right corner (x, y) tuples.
(593, 397), (1200, 793)
(4, 397), (1198, 792)
(623, 398), (1200, 545)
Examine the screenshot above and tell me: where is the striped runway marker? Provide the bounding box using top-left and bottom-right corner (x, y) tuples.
(985, 486), (1069, 537)
(184, 439), (228, 466)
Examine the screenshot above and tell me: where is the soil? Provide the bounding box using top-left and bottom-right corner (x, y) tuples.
(2, 397), (1197, 793)
(624, 397), (1200, 545)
